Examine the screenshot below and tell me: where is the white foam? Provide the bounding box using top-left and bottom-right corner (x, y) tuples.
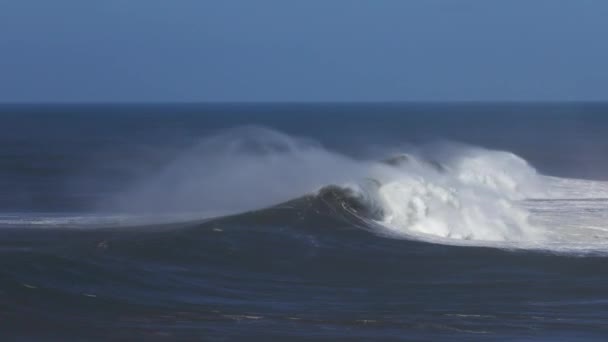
(0, 212), (218, 229)
(348, 151), (608, 254)
(351, 150), (544, 244)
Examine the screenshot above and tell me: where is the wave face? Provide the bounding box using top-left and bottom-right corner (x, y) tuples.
(4, 110), (608, 341)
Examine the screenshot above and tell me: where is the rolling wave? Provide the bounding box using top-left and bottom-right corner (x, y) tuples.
(6, 127), (608, 255)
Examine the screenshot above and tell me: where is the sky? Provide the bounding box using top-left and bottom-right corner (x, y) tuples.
(1, 0), (607, 102)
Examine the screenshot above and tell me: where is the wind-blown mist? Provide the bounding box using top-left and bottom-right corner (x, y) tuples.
(109, 126), (370, 216)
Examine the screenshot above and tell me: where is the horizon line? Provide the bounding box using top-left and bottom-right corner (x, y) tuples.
(2, 100), (608, 106)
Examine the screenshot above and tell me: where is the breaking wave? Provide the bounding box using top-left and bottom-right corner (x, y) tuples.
(86, 126), (606, 253)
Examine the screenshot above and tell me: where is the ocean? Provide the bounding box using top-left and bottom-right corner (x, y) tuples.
(1, 103), (608, 340)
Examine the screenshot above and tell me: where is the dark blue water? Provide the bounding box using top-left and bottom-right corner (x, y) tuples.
(1, 103), (608, 340)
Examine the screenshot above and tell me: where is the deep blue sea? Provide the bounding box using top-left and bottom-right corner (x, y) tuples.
(2, 103), (608, 341)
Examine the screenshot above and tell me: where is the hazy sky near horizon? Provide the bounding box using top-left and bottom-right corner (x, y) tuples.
(1, 1), (607, 102)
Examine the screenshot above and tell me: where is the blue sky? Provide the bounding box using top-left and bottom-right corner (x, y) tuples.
(1, 0), (607, 102)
